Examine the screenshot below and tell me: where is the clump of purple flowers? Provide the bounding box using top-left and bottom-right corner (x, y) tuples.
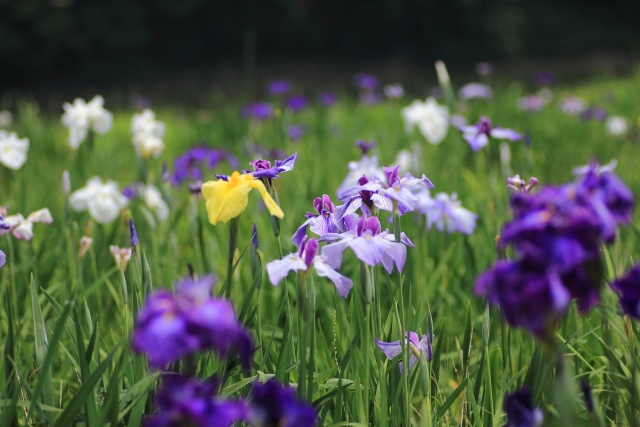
(132, 274), (253, 367)
(248, 379), (318, 426)
(611, 263), (640, 319)
(504, 387), (544, 427)
(169, 146), (237, 187)
(476, 163), (634, 338)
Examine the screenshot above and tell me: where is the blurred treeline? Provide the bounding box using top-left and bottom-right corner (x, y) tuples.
(2, 0), (639, 89)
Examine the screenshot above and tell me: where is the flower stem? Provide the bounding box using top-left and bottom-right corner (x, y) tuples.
(224, 216), (240, 299)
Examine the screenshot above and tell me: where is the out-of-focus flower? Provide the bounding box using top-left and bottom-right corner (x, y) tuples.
(605, 116), (629, 136)
(360, 92), (383, 105)
(131, 109), (166, 158)
(0, 110), (12, 128)
(415, 190), (478, 235)
(61, 95), (113, 149)
(0, 131), (29, 170)
(572, 158), (617, 176)
(458, 83), (493, 100)
(2, 208), (53, 241)
(285, 94), (308, 113)
(506, 175), (539, 193)
(581, 106), (607, 122)
(394, 142), (422, 176)
(611, 263), (640, 319)
(504, 387), (543, 427)
(401, 98), (449, 144)
(517, 95), (545, 112)
(318, 92), (338, 107)
(475, 62), (493, 76)
(354, 140), (375, 156)
(292, 194), (358, 246)
(170, 146), (237, 186)
(0, 250), (5, 269)
(132, 275), (253, 367)
(459, 116), (522, 151)
(248, 379), (317, 427)
(62, 170), (71, 195)
(240, 102), (274, 121)
(384, 83), (404, 99)
(145, 374), (247, 427)
(375, 331), (434, 373)
(560, 96), (587, 115)
(321, 214), (414, 274)
(336, 154), (385, 196)
(450, 114), (468, 128)
(69, 177), (128, 224)
(268, 236), (353, 298)
(286, 124), (308, 142)
(128, 95), (151, 110)
(535, 71), (556, 86)
(110, 245), (132, 269)
(201, 172), (284, 225)
(353, 74), (379, 91)
(78, 236), (93, 259)
(141, 184), (169, 222)
(267, 80), (292, 96)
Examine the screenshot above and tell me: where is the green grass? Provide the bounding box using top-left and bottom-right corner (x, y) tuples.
(1, 67), (640, 426)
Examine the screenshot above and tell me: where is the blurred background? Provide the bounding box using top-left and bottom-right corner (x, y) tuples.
(2, 0), (640, 103)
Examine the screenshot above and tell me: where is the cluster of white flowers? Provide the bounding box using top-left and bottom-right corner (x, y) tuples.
(0, 131), (29, 170)
(131, 109), (165, 158)
(61, 96), (113, 149)
(401, 98), (449, 144)
(69, 176), (128, 224)
(1, 208), (53, 241)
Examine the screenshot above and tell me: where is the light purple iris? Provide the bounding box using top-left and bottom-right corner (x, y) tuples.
(336, 175), (394, 219)
(339, 166), (434, 215)
(560, 96), (587, 115)
(475, 62), (493, 76)
(375, 331), (434, 373)
(292, 194), (358, 247)
(517, 95), (545, 112)
(285, 94), (308, 113)
(459, 117), (522, 151)
(458, 83), (493, 100)
(287, 124), (308, 142)
(0, 249), (6, 269)
(132, 275), (253, 367)
(318, 92), (338, 107)
(240, 102), (274, 121)
(267, 236), (353, 298)
(353, 74), (379, 91)
(267, 80), (293, 96)
(321, 214), (414, 274)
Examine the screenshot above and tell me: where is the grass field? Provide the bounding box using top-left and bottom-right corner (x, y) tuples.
(1, 66), (640, 426)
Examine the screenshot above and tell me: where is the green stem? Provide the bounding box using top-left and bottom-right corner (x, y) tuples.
(225, 216), (240, 299)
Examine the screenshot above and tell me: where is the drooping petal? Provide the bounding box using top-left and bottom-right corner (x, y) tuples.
(266, 254), (308, 286)
(374, 338), (403, 360)
(249, 178), (284, 219)
(202, 177), (252, 225)
(27, 208), (53, 224)
(347, 236), (382, 267)
(313, 257), (353, 298)
(491, 127), (523, 141)
(291, 217), (313, 247)
(320, 238), (351, 269)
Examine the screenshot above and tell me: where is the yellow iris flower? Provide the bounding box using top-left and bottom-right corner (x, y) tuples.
(201, 172), (284, 225)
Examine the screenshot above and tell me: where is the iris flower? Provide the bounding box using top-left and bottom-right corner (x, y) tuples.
(459, 116), (522, 151)
(375, 331), (434, 373)
(248, 379), (317, 427)
(0, 131), (29, 170)
(415, 189), (478, 235)
(267, 236), (353, 298)
(321, 214), (414, 274)
(1, 208), (53, 241)
(201, 172), (284, 225)
(292, 194), (358, 247)
(504, 387), (544, 427)
(611, 263), (640, 319)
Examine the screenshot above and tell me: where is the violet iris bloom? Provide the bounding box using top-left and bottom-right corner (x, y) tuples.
(611, 263), (640, 319)
(0, 250), (5, 269)
(459, 117), (522, 151)
(504, 387), (544, 427)
(248, 379), (317, 427)
(336, 175), (394, 219)
(336, 155), (385, 196)
(267, 236), (353, 298)
(355, 139), (376, 155)
(318, 92), (338, 107)
(560, 96), (587, 115)
(145, 374), (247, 427)
(375, 331), (434, 373)
(321, 214), (414, 274)
(287, 124), (307, 142)
(170, 147), (237, 186)
(458, 83), (493, 100)
(267, 80), (292, 96)
(132, 275), (253, 367)
(353, 74), (379, 91)
(292, 194), (358, 247)
(248, 152), (297, 185)
(507, 175), (539, 193)
(285, 94), (308, 113)
(240, 102), (274, 121)
(581, 107), (607, 122)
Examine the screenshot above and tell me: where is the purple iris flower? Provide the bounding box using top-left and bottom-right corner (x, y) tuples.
(560, 96), (587, 115)
(375, 331), (433, 373)
(318, 91), (338, 107)
(458, 83), (493, 100)
(247, 152), (297, 186)
(267, 80), (292, 96)
(0, 250), (6, 269)
(145, 373), (247, 427)
(132, 275), (253, 367)
(475, 62), (493, 76)
(287, 124), (308, 142)
(285, 94), (308, 113)
(355, 140), (376, 155)
(535, 71), (556, 86)
(122, 184), (138, 199)
(507, 175), (539, 193)
(611, 263), (640, 319)
(292, 194), (359, 247)
(353, 73), (379, 91)
(581, 106), (607, 122)
(517, 95), (545, 112)
(321, 214), (414, 274)
(359, 92), (383, 105)
(504, 387), (544, 427)
(267, 236), (353, 298)
(129, 218), (139, 247)
(170, 146), (237, 187)
(248, 379), (317, 427)
(336, 175), (394, 219)
(240, 102), (274, 121)
(459, 117), (522, 151)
